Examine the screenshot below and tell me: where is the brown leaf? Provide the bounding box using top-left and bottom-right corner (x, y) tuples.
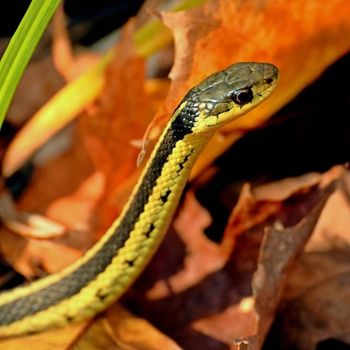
(187, 175), (338, 348)
(262, 169), (350, 349)
(272, 272), (350, 350)
(252, 183), (336, 348)
(252, 173), (322, 202)
(103, 304), (182, 350)
(223, 183), (281, 255)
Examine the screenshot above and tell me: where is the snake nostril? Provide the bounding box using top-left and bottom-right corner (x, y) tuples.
(266, 78), (273, 84)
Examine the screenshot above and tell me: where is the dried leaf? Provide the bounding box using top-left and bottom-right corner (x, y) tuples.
(3, 213), (66, 240)
(51, 5), (99, 81)
(71, 318), (118, 350)
(103, 304), (181, 350)
(0, 134), (99, 277)
(0, 321), (88, 350)
(262, 169), (350, 349)
(51, 5), (74, 81)
(0, 190), (65, 239)
(192, 297), (257, 344)
(2, 54), (109, 178)
(223, 184), (281, 255)
(136, 168), (345, 348)
(155, 0), (350, 177)
(252, 183), (336, 348)
(5, 55), (64, 127)
(80, 25), (147, 218)
(273, 272), (350, 350)
(0, 228), (81, 277)
(252, 173), (322, 201)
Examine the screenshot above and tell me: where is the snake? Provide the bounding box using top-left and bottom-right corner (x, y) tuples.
(0, 62), (278, 337)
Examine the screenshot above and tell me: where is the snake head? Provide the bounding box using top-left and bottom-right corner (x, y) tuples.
(184, 62), (279, 132)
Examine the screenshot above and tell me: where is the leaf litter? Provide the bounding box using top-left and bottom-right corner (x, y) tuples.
(1, 0), (350, 348)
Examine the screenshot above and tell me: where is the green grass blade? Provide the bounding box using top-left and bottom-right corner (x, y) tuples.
(0, 0), (61, 128)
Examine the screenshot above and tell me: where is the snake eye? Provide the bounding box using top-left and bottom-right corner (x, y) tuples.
(231, 88), (254, 106)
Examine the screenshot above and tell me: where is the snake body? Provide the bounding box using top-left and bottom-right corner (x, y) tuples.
(0, 62), (278, 337)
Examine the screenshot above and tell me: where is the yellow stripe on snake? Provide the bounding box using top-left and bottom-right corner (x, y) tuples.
(0, 62), (278, 337)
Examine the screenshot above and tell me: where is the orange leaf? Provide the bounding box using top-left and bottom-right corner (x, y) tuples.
(80, 23), (150, 222)
(154, 0), (350, 176)
(0, 321), (88, 350)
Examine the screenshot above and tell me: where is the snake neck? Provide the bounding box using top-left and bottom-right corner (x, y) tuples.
(112, 106), (214, 247)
